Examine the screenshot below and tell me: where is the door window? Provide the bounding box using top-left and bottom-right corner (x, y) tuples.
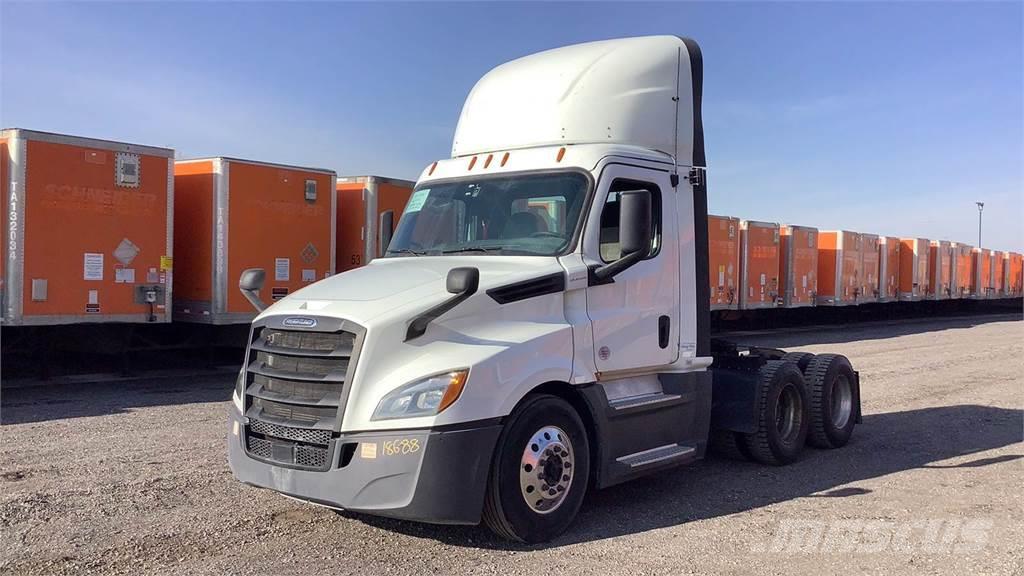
(598, 179), (663, 262)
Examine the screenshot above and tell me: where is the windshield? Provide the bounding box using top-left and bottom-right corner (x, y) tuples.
(386, 171), (590, 257)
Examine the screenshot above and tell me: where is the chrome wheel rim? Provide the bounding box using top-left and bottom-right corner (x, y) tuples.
(519, 426), (574, 514)
(776, 385), (801, 443)
(831, 374), (853, 429)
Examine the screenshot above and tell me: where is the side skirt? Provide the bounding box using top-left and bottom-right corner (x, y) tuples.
(580, 371), (712, 489)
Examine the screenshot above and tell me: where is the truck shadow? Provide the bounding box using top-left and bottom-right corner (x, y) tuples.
(350, 403), (1023, 549)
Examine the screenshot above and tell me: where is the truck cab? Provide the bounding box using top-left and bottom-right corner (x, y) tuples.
(228, 36), (859, 543)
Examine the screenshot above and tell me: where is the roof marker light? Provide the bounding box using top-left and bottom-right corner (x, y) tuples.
(500, 152), (510, 167)
(468, 156), (477, 170)
(484, 154), (493, 169)
(556, 147), (566, 162)
(428, 161), (438, 176)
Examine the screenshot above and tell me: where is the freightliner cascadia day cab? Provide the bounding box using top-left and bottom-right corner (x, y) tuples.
(227, 36), (861, 542)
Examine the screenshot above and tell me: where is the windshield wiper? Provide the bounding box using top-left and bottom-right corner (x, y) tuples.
(441, 246), (506, 255)
(387, 248), (427, 257)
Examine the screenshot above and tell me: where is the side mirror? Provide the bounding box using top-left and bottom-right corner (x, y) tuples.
(239, 268), (267, 312)
(446, 267), (480, 294)
(592, 189), (652, 283)
(618, 190), (652, 257)
(379, 210), (395, 257)
(405, 267), (480, 341)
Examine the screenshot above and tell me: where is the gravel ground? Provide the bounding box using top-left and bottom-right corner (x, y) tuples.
(1, 314), (1022, 575)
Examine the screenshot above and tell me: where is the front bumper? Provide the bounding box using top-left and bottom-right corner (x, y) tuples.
(227, 410), (502, 525)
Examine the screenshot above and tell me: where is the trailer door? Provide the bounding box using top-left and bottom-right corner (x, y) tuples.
(583, 164), (680, 374)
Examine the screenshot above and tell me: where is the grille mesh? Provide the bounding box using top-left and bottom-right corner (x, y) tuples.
(255, 351), (343, 377)
(295, 445), (328, 468)
(259, 328), (352, 353)
(247, 436), (272, 459)
(253, 374), (340, 404)
(250, 419), (331, 445)
(245, 434), (329, 469)
(252, 397), (334, 425)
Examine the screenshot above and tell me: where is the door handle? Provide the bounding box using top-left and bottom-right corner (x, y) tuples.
(658, 315), (670, 349)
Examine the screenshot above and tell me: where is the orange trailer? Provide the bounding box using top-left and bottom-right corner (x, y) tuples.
(879, 236), (900, 302)
(173, 157), (335, 324)
(739, 220), (781, 309)
(708, 215), (740, 310)
(860, 233), (881, 303)
(1010, 252), (1024, 297)
(898, 238), (930, 301)
(928, 241), (953, 300)
(1, 129), (173, 325)
(335, 176), (415, 274)
(952, 242), (974, 298)
(972, 248), (994, 299)
(817, 231), (862, 306)
(993, 251), (1007, 297)
(779, 224), (817, 307)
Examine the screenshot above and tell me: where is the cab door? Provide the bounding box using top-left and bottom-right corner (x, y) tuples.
(583, 164), (679, 374)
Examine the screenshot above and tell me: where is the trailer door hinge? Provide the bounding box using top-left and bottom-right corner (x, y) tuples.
(688, 167), (706, 187)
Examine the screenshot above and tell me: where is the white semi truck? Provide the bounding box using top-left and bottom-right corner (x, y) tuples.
(227, 36), (861, 542)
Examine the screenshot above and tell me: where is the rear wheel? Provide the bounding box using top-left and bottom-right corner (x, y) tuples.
(742, 360), (809, 465)
(804, 354), (857, 448)
(482, 394), (590, 543)
(782, 351), (816, 372)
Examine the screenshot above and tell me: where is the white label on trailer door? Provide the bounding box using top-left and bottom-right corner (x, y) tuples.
(302, 269), (315, 282)
(802, 275), (808, 289)
(115, 268), (136, 284)
(760, 273), (766, 286)
(84, 253), (104, 280)
(88, 290), (99, 305)
(275, 258), (290, 281)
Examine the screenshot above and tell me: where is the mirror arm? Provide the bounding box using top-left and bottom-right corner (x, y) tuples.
(238, 268), (268, 312)
(589, 251), (645, 286)
(242, 289), (267, 313)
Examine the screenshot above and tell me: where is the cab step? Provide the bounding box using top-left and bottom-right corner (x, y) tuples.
(607, 392), (683, 415)
(616, 443), (696, 469)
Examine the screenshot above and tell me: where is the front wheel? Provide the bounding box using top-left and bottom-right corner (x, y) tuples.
(482, 394), (590, 543)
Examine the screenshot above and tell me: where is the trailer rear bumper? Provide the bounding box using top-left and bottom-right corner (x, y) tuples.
(227, 411), (502, 525)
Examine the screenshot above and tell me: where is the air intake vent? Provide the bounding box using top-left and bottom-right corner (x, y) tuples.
(487, 272), (566, 304)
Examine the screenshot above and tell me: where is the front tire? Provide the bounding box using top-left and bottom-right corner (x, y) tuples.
(482, 394), (590, 543)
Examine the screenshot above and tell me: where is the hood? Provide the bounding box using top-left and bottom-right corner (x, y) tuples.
(256, 256), (566, 326)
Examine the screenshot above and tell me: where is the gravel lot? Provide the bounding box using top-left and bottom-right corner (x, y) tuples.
(2, 315), (1022, 575)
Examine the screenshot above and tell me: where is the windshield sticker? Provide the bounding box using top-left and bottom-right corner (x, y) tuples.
(405, 189), (429, 213)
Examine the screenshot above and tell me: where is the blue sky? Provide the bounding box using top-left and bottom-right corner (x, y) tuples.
(2, 1), (1021, 251)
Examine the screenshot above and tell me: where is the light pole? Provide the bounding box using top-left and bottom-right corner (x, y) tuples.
(975, 202), (984, 247)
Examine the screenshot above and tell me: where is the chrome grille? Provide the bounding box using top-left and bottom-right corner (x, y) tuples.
(243, 322), (357, 470)
(252, 373), (339, 405)
(259, 328), (352, 353)
(252, 397), (334, 425)
(254, 351), (344, 377)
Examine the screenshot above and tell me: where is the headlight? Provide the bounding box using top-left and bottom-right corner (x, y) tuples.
(372, 370), (468, 421)
(232, 370), (245, 413)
